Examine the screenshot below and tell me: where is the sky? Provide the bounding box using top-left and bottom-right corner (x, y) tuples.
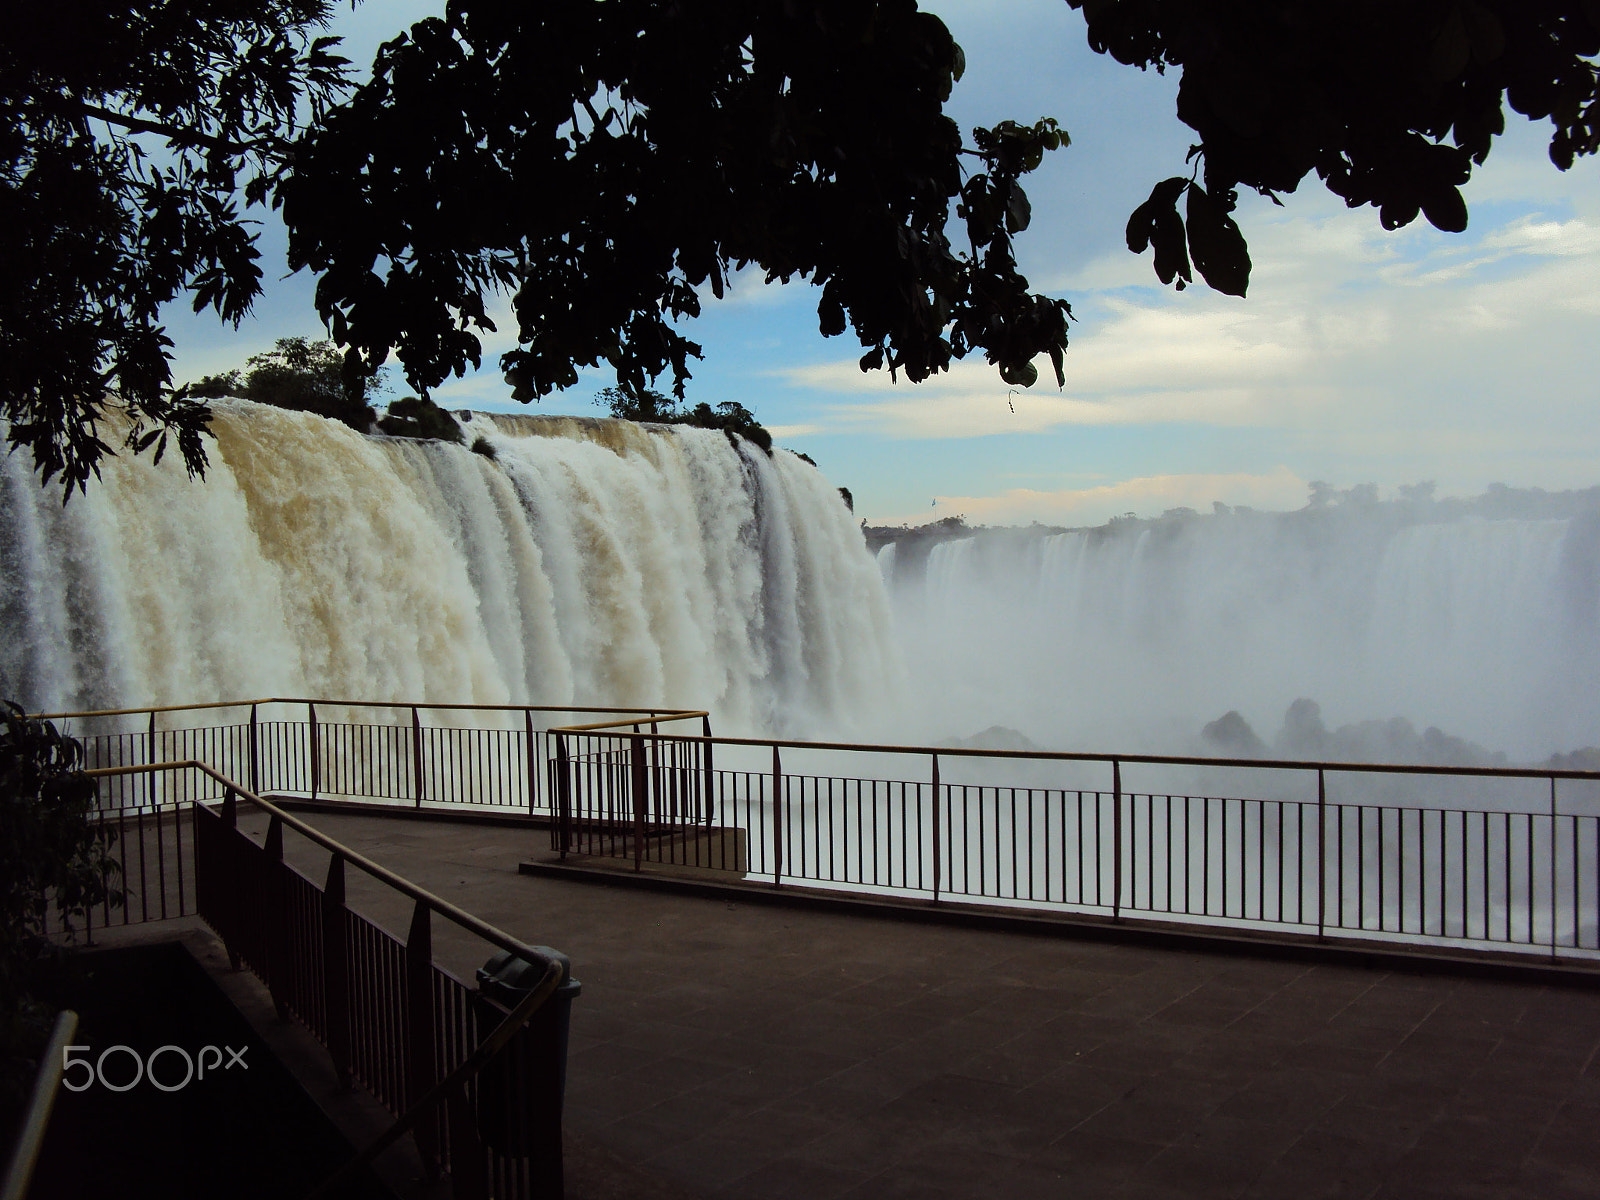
(163, 0), (1600, 527)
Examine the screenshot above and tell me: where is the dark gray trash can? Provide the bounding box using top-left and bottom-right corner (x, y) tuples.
(474, 948), (581, 1162)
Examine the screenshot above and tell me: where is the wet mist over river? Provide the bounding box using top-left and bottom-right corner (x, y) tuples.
(875, 494), (1600, 767)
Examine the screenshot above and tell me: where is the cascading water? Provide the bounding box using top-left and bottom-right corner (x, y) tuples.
(0, 400), (900, 736)
(880, 503), (1600, 763)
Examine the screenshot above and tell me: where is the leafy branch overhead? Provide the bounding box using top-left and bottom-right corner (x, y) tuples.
(1077, 0), (1600, 295)
(2, 2), (353, 494)
(283, 3), (1074, 410)
(7, 0), (1600, 494)
(1125, 177), (1251, 295)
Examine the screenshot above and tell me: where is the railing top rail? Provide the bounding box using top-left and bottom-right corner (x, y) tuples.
(549, 728), (1600, 783)
(32, 697), (703, 722)
(0, 1009), (77, 1200)
(556, 711), (710, 734)
(84, 760), (565, 972)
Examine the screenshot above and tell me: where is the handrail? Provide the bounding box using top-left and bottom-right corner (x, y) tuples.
(41, 694), (1594, 781)
(35, 697), (704, 722)
(85, 758), (575, 1197)
(83, 760), (566, 970)
(304, 959), (565, 1200)
(1, 1010), (79, 1200)
(555, 711), (710, 734)
(545, 728), (1600, 784)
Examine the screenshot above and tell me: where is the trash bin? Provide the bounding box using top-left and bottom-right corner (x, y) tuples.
(474, 948), (582, 1161)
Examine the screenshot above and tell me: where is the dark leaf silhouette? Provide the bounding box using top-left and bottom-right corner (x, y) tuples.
(1185, 184), (1251, 296)
(1074, 0), (1599, 292)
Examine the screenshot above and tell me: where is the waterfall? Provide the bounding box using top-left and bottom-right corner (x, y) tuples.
(0, 401), (899, 736)
(881, 507), (1600, 761)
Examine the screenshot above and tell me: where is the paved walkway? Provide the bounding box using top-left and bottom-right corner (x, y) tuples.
(234, 809), (1600, 1200)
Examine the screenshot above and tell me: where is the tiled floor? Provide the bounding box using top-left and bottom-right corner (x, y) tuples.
(235, 810), (1600, 1199)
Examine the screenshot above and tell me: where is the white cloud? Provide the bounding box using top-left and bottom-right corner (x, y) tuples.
(771, 187), (1600, 452)
(885, 467), (1308, 527)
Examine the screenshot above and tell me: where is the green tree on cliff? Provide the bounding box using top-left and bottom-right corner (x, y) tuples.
(597, 386), (774, 452)
(189, 337), (387, 431)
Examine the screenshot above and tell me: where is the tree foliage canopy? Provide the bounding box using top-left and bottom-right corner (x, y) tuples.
(281, 2), (1072, 402)
(1075, 0), (1600, 295)
(5, 0), (1598, 493)
(4, 0), (1070, 494)
(2, 2), (351, 493)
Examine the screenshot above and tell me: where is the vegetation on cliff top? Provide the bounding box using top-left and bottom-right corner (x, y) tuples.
(597, 387), (773, 455)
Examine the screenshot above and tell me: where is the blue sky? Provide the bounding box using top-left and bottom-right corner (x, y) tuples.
(164, 1), (1600, 526)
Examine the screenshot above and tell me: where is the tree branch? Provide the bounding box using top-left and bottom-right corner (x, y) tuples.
(71, 100), (287, 161)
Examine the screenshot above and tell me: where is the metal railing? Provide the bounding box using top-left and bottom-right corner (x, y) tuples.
(549, 721), (1600, 964)
(46, 698), (1600, 965)
(80, 759), (576, 1200)
(39, 697), (703, 816)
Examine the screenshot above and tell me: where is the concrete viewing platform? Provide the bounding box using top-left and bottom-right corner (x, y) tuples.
(147, 809), (1600, 1199)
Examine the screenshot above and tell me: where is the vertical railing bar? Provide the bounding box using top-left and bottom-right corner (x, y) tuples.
(1043, 787), (1054, 904)
(1027, 787), (1037, 903)
(772, 745), (784, 889)
(145, 708), (156, 819)
(1442, 807), (1452, 940)
(826, 775), (836, 882)
(155, 788), (169, 921)
(1478, 810), (1487, 940)
(411, 706), (424, 807)
(1550, 776), (1559, 958)
(1525, 809), (1534, 946)
(115, 796), (130, 926)
(1112, 760), (1122, 922)
(1357, 805), (1367, 931)
(134, 797), (149, 924)
(630, 734), (647, 873)
(976, 780), (986, 896)
(701, 716), (715, 830)
(1009, 787), (1018, 901)
(173, 792), (188, 916)
(1317, 770), (1326, 940)
(263, 814), (291, 1020)
(1378, 808), (1388, 932)
(403, 899), (439, 1173)
(322, 852), (352, 1088)
(1220, 793), (1229, 919)
(1504, 810), (1512, 943)
(1174, 795), (1184, 915)
(1078, 791), (1087, 906)
(249, 703), (261, 794)
(308, 702), (320, 802)
(1573, 812), (1582, 951)
(1142, 793), (1152, 913)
